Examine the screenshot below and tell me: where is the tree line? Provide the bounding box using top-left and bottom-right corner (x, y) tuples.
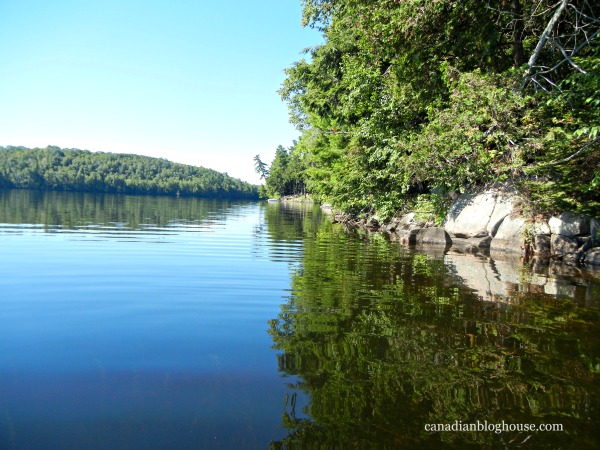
(259, 0), (599, 219)
(0, 146), (258, 199)
(254, 144), (306, 198)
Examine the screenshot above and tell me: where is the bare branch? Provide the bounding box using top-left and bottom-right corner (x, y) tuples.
(546, 37), (587, 73)
(525, 0), (570, 79)
(542, 137), (599, 167)
(537, 29), (599, 75)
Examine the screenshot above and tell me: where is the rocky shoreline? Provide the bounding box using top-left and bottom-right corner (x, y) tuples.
(325, 185), (600, 271)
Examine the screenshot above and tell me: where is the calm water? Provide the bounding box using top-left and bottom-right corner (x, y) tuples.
(0, 190), (599, 449)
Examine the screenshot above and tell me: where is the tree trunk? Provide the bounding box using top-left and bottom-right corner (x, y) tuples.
(511, 0), (525, 67)
(525, 0), (569, 77)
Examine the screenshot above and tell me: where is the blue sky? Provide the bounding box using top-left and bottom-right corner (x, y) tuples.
(0, 0), (321, 184)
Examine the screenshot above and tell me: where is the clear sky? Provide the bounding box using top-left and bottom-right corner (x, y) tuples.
(0, 0), (321, 184)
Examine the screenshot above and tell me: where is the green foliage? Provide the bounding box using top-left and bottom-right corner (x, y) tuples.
(409, 194), (452, 226)
(262, 144), (307, 198)
(0, 146), (258, 199)
(253, 154), (269, 181)
(521, 52), (600, 215)
(281, 0), (600, 220)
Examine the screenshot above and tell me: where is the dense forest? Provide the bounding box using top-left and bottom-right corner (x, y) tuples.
(259, 0), (599, 220)
(0, 146), (258, 199)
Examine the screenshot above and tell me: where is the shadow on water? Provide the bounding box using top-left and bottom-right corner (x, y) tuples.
(265, 206), (600, 449)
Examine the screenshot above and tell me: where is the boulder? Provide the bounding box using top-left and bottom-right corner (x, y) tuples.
(533, 234), (551, 255)
(366, 217), (380, 229)
(584, 249), (600, 266)
(397, 213), (418, 230)
(490, 216), (526, 254)
(591, 218), (600, 246)
(529, 256), (550, 274)
(531, 221), (551, 235)
(413, 227), (452, 246)
(487, 195), (514, 236)
(579, 236), (593, 253)
(548, 212), (590, 236)
(444, 190), (513, 238)
(451, 236), (492, 254)
(401, 229), (420, 245)
(551, 234), (579, 257)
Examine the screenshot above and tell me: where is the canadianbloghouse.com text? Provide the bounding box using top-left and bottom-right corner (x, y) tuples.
(425, 420), (563, 434)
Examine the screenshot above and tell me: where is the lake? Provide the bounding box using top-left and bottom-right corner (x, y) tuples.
(0, 190), (599, 449)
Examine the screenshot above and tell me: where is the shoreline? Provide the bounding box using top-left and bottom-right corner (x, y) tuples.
(322, 186), (600, 273)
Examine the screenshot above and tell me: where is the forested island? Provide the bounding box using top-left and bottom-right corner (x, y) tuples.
(258, 0), (599, 221)
(0, 146), (258, 199)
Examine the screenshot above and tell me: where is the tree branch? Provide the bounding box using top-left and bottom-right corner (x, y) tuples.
(524, 0), (570, 80)
(542, 137), (599, 167)
(546, 37), (587, 73)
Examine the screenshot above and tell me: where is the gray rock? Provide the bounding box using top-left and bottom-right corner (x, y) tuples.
(487, 195), (515, 236)
(490, 217), (527, 254)
(408, 221), (426, 230)
(366, 217), (380, 229)
(381, 223), (396, 233)
(591, 218), (600, 246)
(529, 256), (550, 274)
(451, 236), (492, 254)
(531, 221), (551, 235)
(584, 249), (600, 266)
(443, 187), (517, 238)
(413, 227), (452, 246)
(579, 237), (593, 253)
(402, 229), (420, 245)
(444, 191), (498, 238)
(533, 234), (551, 255)
(397, 213), (417, 230)
(548, 212), (590, 236)
(551, 234), (579, 257)
(549, 262), (582, 277)
(563, 251), (584, 266)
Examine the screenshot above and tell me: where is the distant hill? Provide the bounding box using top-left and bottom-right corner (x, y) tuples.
(0, 146), (258, 199)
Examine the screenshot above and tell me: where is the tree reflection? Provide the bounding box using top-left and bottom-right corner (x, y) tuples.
(0, 189), (243, 230)
(268, 218), (600, 449)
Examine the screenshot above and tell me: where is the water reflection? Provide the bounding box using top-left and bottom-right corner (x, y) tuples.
(268, 218), (600, 449)
(1, 190), (598, 449)
(445, 252), (599, 305)
(0, 190), (298, 449)
(0, 189), (251, 233)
